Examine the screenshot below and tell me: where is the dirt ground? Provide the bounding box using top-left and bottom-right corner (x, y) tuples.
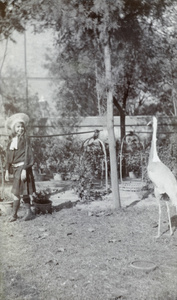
(1, 180), (177, 300)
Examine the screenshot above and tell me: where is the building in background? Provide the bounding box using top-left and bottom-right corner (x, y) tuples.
(0, 26), (56, 119)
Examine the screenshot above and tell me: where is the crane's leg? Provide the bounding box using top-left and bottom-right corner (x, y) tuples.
(166, 201), (173, 235)
(157, 201), (161, 238)
(154, 188), (161, 238)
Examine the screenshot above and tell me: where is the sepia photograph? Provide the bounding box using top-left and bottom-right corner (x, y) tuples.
(0, 1), (177, 299)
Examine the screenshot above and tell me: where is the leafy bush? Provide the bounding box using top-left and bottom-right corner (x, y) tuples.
(32, 136), (107, 200)
(32, 131), (177, 200)
(119, 132), (177, 183)
(125, 151), (143, 177)
(33, 189), (50, 203)
(71, 142), (107, 200)
(118, 133), (143, 178)
(32, 136), (79, 176)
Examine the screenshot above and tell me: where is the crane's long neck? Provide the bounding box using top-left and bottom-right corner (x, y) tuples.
(149, 119), (160, 163)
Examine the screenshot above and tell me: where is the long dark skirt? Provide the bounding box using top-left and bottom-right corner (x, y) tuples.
(11, 166), (36, 197)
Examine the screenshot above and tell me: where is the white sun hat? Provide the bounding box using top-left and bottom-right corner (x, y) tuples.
(5, 113), (30, 131)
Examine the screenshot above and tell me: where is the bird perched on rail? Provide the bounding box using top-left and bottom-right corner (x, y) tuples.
(147, 116), (177, 237)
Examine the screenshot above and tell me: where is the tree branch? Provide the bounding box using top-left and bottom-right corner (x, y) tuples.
(0, 38), (8, 77)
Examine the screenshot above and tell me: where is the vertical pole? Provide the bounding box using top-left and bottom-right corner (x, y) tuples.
(24, 30), (28, 111)
(104, 42), (121, 209)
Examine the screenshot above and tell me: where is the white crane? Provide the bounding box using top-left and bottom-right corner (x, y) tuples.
(147, 116), (177, 237)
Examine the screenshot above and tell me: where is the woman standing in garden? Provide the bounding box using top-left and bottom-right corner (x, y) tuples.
(5, 113), (36, 222)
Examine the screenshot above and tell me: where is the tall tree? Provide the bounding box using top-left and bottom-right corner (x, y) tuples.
(41, 0), (172, 208)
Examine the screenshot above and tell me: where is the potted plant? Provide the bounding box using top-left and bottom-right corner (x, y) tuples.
(33, 190), (52, 214)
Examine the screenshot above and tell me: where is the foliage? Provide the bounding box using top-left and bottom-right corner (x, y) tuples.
(1, 0), (176, 207)
(158, 139), (177, 178)
(43, 0), (173, 117)
(45, 48), (98, 116)
(15, 0), (173, 120)
(0, 0), (24, 38)
(1, 1), (176, 118)
(71, 142), (107, 200)
(125, 151), (142, 177)
(0, 67), (42, 120)
(119, 132), (143, 177)
(32, 134), (108, 201)
(32, 136), (80, 175)
(33, 189), (50, 203)
(119, 129), (177, 182)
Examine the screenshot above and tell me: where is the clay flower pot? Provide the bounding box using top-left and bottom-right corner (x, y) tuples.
(33, 199), (52, 214)
(33, 190), (52, 214)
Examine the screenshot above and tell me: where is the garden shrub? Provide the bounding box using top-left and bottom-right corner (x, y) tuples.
(32, 136), (81, 176)
(32, 131), (177, 200)
(124, 151), (143, 177)
(32, 136), (107, 201)
(71, 141), (108, 201)
(118, 133), (144, 179)
(119, 132), (177, 184)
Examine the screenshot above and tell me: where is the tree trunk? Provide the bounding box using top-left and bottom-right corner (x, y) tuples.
(104, 43), (121, 209)
(113, 97), (126, 178)
(113, 97), (126, 142)
(120, 113), (126, 177)
(120, 113), (125, 143)
(95, 60), (102, 116)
